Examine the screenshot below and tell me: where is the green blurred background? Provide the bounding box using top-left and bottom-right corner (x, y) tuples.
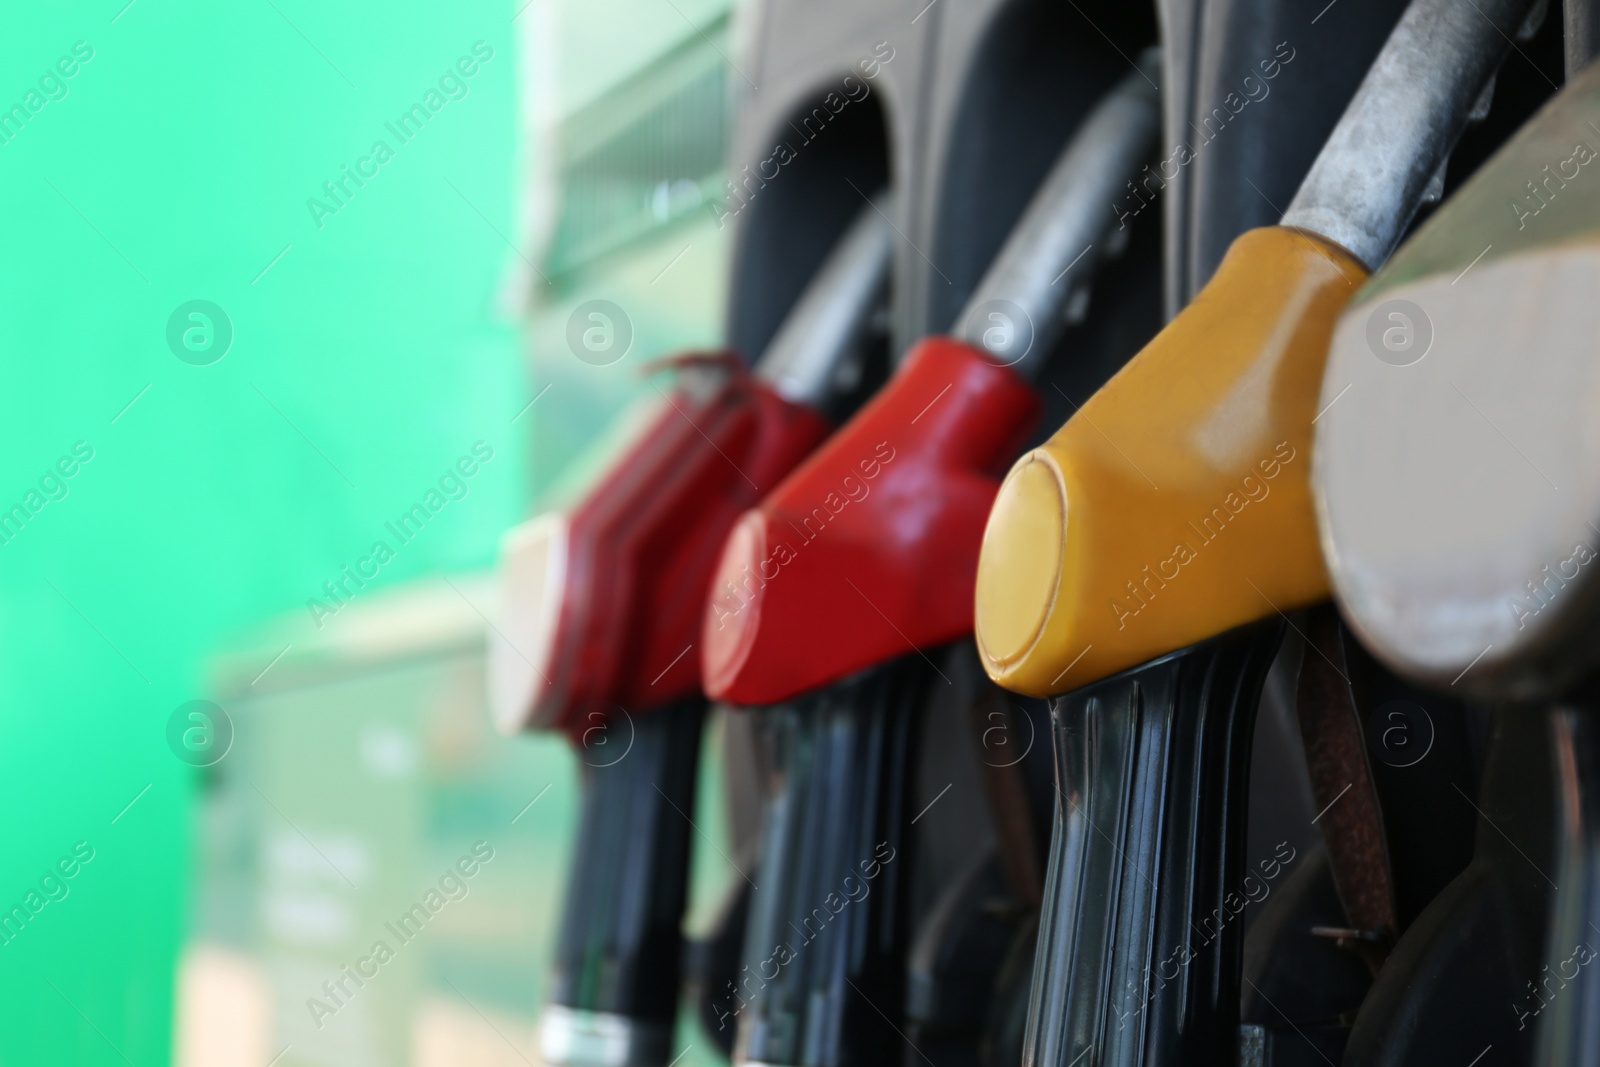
(0, 0), (738, 1062)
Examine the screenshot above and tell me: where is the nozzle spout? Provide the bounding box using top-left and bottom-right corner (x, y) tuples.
(755, 195), (894, 408)
(953, 48), (1162, 381)
(1281, 0), (1532, 269)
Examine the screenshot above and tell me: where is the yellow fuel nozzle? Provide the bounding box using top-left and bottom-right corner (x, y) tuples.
(974, 0), (1531, 697)
(975, 226), (1367, 695)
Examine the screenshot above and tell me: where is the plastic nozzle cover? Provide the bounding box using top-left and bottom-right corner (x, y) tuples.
(701, 337), (1040, 706)
(974, 228), (1366, 696)
(492, 363), (829, 736)
(1314, 59), (1600, 699)
(490, 197), (892, 735)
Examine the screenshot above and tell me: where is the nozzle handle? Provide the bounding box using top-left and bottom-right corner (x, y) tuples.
(734, 660), (927, 1067)
(953, 49), (1162, 381)
(1024, 622), (1283, 1067)
(542, 698), (705, 1065)
(755, 196), (893, 408)
(1281, 0), (1532, 269)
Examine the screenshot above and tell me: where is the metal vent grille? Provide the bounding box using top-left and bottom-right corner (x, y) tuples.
(543, 16), (731, 277)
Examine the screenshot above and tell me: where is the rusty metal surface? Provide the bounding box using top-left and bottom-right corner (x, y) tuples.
(1295, 605), (1398, 965)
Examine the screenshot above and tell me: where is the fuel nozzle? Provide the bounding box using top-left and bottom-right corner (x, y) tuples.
(694, 58), (1166, 1067)
(492, 199), (892, 737)
(964, 3), (1537, 1065)
(701, 55), (1164, 707)
(1313, 44), (1600, 700)
(974, 0), (1533, 696)
(498, 199), (893, 1067)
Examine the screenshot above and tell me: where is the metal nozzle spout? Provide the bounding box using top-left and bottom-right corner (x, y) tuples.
(952, 47), (1162, 381)
(754, 195), (894, 409)
(1280, 0), (1532, 270)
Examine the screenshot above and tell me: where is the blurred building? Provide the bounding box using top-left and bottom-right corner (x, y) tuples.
(176, 3), (741, 1065)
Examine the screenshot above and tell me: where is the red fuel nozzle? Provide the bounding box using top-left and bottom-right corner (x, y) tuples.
(701, 337), (1040, 706)
(494, 357), (830, 739)
(491, 200), (894, 738)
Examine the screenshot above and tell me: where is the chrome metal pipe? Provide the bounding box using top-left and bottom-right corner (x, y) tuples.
(1281, 0), (1531, 269)
(755, 196), (893, 407)
(953, 48), (1162, 381)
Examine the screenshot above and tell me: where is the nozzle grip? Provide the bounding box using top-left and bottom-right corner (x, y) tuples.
(734, 660), (928, 1067)
(1537, 709), (1600, 1065)
(1024, 621), (1282, 1067)
(542, 699), (705, 1066)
